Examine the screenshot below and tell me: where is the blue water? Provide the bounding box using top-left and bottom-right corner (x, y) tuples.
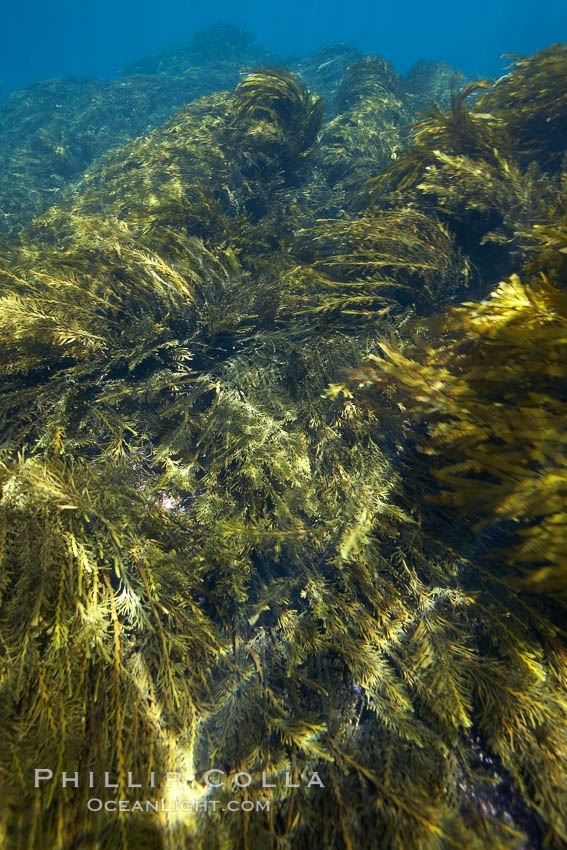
(1, 0), (566, 100)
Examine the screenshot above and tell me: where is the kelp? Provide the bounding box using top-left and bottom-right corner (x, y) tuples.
(524, 205), (567, 283)
(0, 36), (566, 850)
(315, 57), (409, 204)
(121, 22), (279, 75)
(356, 55), (567, 298)
(0, 212), (324, 847)
(477, 44), (567, 171)
(414, 152), (565, 260)
(0, 28), (292, 236)
(324, 221), (567, 848)
(0, 73), (210, 234)
(68, 91), (235, 222)
(403, 60), (471, 113)
(60, 68), (323, 251)
(359, 82), (509, 206)
(344, 221), (567, 595)
(359, 46), (567, 212)
(228, 67), (324, 178)
(288, 207), (471, 322)
(290, 44), (363, 115)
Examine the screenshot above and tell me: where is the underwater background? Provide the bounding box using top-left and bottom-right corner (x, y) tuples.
(2, 0), (567, 99)
(1, 3), (567, 850)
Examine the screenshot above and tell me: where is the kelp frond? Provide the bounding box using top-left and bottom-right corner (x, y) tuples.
(359, 81), (508, 206)
(288, 207), (470, 322)
(229, 67), (324, 175)
(478, 44), (567, 170)
(349, 264), (567, 595)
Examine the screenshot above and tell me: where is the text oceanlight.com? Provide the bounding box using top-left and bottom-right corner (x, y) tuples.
(87, 798), (272, 813)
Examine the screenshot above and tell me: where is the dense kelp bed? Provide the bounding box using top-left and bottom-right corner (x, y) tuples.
(0, 28), (566, 850)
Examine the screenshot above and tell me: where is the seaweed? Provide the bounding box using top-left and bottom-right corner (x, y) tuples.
(356, 55), (567, 298)
(477, 44), (567, 171)
(403, 60), (471, 112)
(289, 45), (363, 114)
(288, 207), (471, 322)
(228, 67), (324, 180)
(346, 213), (567, 597)
(0, 74), (213, 233)
(121, 22), (279, 75)
(315, 57), (410, 204)
(0, 34), (566, 850)
(359, 81), (510, 206)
